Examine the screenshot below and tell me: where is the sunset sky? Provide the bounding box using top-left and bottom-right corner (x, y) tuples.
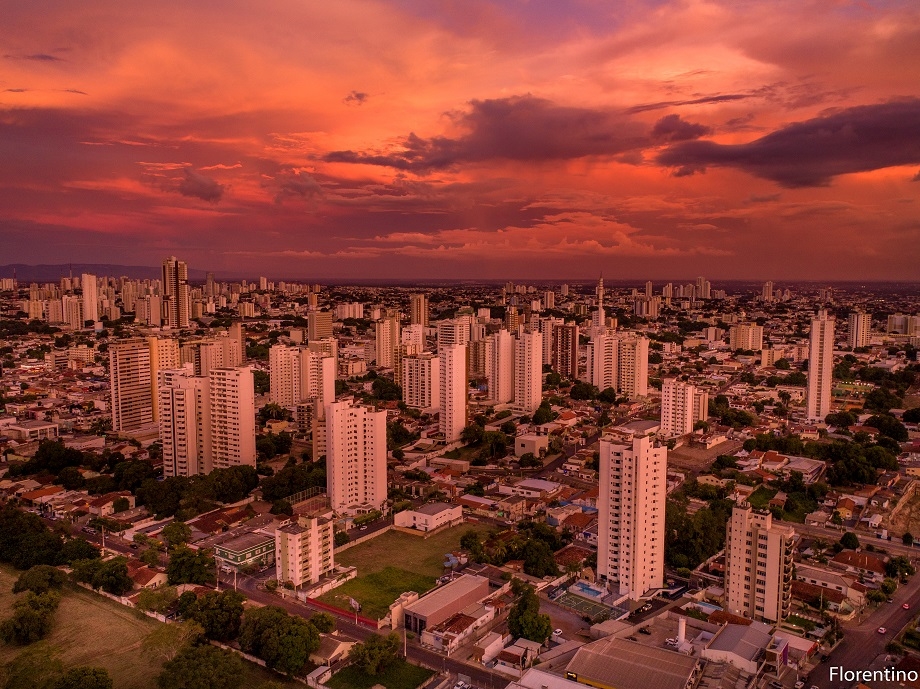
(2, 0), (919, 280)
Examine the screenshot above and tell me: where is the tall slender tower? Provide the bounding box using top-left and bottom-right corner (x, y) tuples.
(486, 330), (514, 405)
(208, 367), (256, 469)
(597, 434), (666, 600)
(409, 293), (429, 327)
(592, 276), (605, 332)
(513, 331), (543, 413)
(81, 273), (98, 325)
(847, 310), (871, 349)
(109, 339), (154, 432)
(162, 256), (190, 328)
(439, 344), (467, 442)
(806, 310), (835, 423)
(326, 399), (387, 514)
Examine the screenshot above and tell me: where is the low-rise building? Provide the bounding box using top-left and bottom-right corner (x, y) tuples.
(402, 574), (491, 635)
(275, 516), (335, 588)
(394, 503), (463, 532)
(565, 637), (701, 689)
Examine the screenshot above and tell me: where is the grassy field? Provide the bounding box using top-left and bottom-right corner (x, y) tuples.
(318, 567), (435, 620)
(747, 486), (777, 509)
(0, 565), (298, 689)
(327, 659), (434, 689)
(318, 523), (493, 619)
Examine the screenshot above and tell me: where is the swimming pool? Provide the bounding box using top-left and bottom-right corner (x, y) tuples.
(570, 581), (606, 599)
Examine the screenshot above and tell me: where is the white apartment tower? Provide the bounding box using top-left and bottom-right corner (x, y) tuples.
(586, 332), (618, 392)
(109, 340), (154, 432)
(403, 352), (440, 409)
(81, 273), (98, 324)
(275, 516), (335, 588)
(806, 311), (835, 423)
(847, 310), (871, 349)
(660, 379), (708, 438)
(409, 293), (429, 327)
(158, 367), (210, 477)
(593, 277), (605, 332)
(729, 324), (764, 352)
(437, 317), (471, 351)
(162, 256), (190, 329)
(375, 311), (400, 368)
(148, 337), (180, 422)
(617, 336), (649, 398)
(326, 399), (387, 514)
(597, 435), (666, 600)
(208, 367), (257, 469)
(724, 506), (795, 622)
(439, 344), (468, 441)
(514, 331), (543, 413)
(269, 344), (335, 408)
(486, 330), (514, 404)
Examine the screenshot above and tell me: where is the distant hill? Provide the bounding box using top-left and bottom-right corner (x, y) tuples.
(0, 264), (209, 281)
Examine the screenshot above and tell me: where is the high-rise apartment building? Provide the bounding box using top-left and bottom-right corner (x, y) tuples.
(439, 344), (467, 441)
(660, 378), (708, 438)
(81, 273), (98, 325)
(729, 323), (764, 352)
(269, 344), (335, 408)
(307, 311), (334, 341)
(375, 311), (400, 368)
(762, 281), (774, 302)
(325, 399), (387, 514)
(409, 293), (429, 327)
(724, 506), (795, 622)
(551, 323), (579, 379)
(62, 295), (84, 330)
(538, 317), (562, 366)
(486, 330), (514, 404)
(403, 352), (440, 409)
(109, 339), (154, 432)
(275, 516), (335, 588)
(847, 310), (871, 349)
(158, 367), (210, 477)
(592, 277), (605, 333)
(208, 367), (257, 469)
(513, 331), (543, 413)
(617, 335), (649, 398)
(162, 256), (190, 329)
(147, 336), (180, 422)
(437, 317), (471, 351)
(806, 311), (835, 423)
(586, 332), (618, 391)
(597, 434), (666, 600)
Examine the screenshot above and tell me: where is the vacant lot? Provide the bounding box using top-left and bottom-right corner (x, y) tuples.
(336, 522), (492, 579)
(0, 565), (298, 689)
(885, 487), (920, 539)
(319, 522), (493, 619)
(328, 658), (433, 689)
(318, 566), (436, 620)
(668, 440), (744, 472)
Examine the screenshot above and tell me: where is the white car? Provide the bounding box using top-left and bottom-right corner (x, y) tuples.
(552, 629), (563, 637)
(794, 681), (805, 689)
(666, 637), (679, 646)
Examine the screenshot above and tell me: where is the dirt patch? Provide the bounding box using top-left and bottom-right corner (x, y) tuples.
(884, 484), (920, 538)
(668, 440), (744, 473)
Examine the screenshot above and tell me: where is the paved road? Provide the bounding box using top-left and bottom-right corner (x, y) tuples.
(790, 522), (920, 558)
(806, 571), (920, 689)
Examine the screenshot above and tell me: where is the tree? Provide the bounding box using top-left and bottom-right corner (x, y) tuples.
(184, 590), (246, 641)
(881, 578), (898, 595)
(143, 621), (203, 663)
(13, 565), (67, 594)
(59, 537), (100, 564)
(840, 532), (860, 550)
(112, 497), (130, 513)
(92, 558), (134, 595)
(157, 644), (244, 689)
(532, 403), (555, 425)
(904, 532), (914, 546)
(162, 521), (193, 548)
(137, 586), (179, 614)
(507, 581), (552, 643)
(867, 589), (888, 605)
(52, 667), (113, 689)
(334, 531), (350, 547)
(310, 612), (336, 633)
(0, 590), (61, 645)
(903, 408), (920, 424)
(348, 632), (401, 675)
(569, 381), (598, 400)
(258, 403), (290, 425)
(523, 540), (559, 578)
(461, 423), (484, 446)
(866, 414), (908, 442)
(167, 546), (216, 586)
(271, 499), (294, 516)
(238, 606), (319, 675)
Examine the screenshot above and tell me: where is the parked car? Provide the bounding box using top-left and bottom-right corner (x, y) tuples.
(878, 627), (887, 634)
(552, 629), (563, 637)
(904, 603), (911, 610)
(794, 680), (805, 689)
(639, 627), (652, 635)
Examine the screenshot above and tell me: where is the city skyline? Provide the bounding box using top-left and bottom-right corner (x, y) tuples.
(2, 1), (920, 279)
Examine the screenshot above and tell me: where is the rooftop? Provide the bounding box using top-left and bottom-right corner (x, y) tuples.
(566, 637), (699, 689)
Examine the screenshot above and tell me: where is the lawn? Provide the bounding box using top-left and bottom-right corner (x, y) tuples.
(0, 565), (299, 689)
(319, 523), (493, 619)
(336, 523), (492, 579)
(318, 567), (436, 620)
(327, 659), (434, 689)
(747, 486), (777, 509)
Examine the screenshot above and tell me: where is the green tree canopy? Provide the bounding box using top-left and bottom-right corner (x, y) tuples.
(184, 590), (246, 642)
(157, 644), (244, 689)
(507, 581), (552, 643)
(52, 667), (113, 689)
(167, 546), (216, 586)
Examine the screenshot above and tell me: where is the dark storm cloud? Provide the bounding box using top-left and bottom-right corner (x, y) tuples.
(657, 99), (920, 187)
(625, 93), (751, 114)
(344, 90), (368, 105)
(325, 95), (648, 172)
(650, 114), (711, 142)
(272, 170), (323, 203)
(3, 53), (64, 62)
(178, 169), (224, 202)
